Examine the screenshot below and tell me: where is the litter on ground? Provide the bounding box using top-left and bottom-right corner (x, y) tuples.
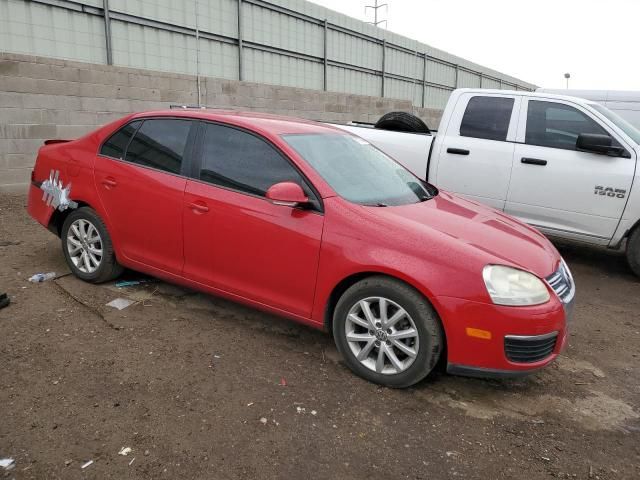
(28, 272), (56, 283)
(118, 447), (132, 456)
(0, 458), (15, 470)
(80, 460), (93, 469)
(115, 279), (157, 288)
(0, 292), (9, 309)
(106, 298), (134, 310)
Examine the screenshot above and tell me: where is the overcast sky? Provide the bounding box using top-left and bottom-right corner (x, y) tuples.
(309, 0), (638, 91)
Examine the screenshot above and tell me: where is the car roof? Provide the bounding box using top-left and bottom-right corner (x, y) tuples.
(129, 109), (345, 135)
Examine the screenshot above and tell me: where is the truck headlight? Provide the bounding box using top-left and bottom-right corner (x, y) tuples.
(482, 265), (550, 306)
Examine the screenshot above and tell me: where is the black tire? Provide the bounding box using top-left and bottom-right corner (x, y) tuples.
(61, 207), (123, 284)
(626, 226), (640, 278)
(374, 111), (431, 134)
(332, 276), (443, 388)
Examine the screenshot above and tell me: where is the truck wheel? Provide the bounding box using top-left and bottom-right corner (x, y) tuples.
(61, 207), (123, 284)
(626, 226), (640, 278)
(375, 111), (431, 134)
(333, 276), (443, 388)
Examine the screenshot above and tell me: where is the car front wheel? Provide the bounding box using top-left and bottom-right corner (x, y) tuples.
(61, 207), (123, 283)
(333, 276), (444, 388)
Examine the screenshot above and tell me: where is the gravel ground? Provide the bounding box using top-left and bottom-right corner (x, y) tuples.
(1, 193), (639, 479)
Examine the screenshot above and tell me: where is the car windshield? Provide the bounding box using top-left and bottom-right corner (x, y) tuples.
(590, 103), (640, 146)
(282, 133), (436, 206)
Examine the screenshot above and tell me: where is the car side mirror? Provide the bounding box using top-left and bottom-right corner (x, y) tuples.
(576, 133), (626, 157)
(265, 182), (309, 208)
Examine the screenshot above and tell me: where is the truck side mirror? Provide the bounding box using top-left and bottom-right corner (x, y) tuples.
(576, 133), (627, 157)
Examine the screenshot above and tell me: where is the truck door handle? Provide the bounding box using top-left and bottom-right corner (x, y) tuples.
(447, 148), (470, 155)
(188, 201), (209, 214)
(101, 177), (117, 188)
(521, 157), (548, 166)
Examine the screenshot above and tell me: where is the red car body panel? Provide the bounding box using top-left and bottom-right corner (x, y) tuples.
(27, 109), (572, 376)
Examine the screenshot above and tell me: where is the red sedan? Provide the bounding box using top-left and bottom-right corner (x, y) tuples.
(27, 110), (574, 387)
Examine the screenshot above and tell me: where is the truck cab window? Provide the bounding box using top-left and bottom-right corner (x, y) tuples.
(460, 96), (514, 141)
(525, 101), (610, 151)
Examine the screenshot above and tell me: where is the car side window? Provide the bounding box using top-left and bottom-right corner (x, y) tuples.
(100, 121), (141, 159)
(125, 119), (192, 175)
(525, 101), (610, 151)
(198, 123), (315, 201)
(460, 96), (514, 141)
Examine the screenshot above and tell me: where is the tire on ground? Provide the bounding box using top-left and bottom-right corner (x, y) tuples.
(626, 225), (640, 278)
(61, 206), (123, 284)
(374, 111), (431, 134)
(332, 275), (443, 388)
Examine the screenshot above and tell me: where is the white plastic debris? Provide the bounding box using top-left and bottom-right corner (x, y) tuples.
(118, 447), (132, 456)
(128, 457), (135, 466)
(296, 407), (306, 414)
(106, 298), (134, 310)
(40, 169), (78, 212)
(0, 458), (15, 470)
(81, 460), (93, 469)
(311, 410), (317, 416)
(28, 272), (56, 283)
(259, 417), (267, 424)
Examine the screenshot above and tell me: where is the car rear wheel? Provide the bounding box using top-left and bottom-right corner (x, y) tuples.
(626, 226), (640, 278)
(61, 207), (123, 283)
(333, 276), (443, 388)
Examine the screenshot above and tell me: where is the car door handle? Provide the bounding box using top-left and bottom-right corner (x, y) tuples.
(447, 148), (470, 155)
(188, 201), (209, 214)
(101, 177), (117, 188)
(521, 157), (548, 166)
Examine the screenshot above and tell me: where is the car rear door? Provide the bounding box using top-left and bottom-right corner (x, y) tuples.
(432, 93), (521, 210)
(95, 118), (196, 274)
(505, 98), (635, 243)
(182, 121), (324, 318)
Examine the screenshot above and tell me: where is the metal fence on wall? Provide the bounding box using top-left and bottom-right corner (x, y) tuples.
(0, 0), (535, 109)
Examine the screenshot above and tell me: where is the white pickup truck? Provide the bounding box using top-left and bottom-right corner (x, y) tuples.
(333, 89), (640, 277)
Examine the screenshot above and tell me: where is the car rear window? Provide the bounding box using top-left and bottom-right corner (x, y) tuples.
(100, 121), (141, 159)
(125, 119), (192, 175)
(460, 96), (514, 141)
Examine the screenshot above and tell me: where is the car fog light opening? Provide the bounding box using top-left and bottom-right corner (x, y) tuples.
(483, 265), (550, 306)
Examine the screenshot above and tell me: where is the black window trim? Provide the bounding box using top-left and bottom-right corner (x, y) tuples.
(97, 116), (199, 179)
(523, 99), (632, 157)
(190, 119), (325, 214)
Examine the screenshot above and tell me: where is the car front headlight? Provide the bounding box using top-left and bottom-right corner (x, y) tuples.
(482, 265), (550, 306)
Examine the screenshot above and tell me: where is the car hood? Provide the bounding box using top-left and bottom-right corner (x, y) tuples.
(366, 191), (559, 278)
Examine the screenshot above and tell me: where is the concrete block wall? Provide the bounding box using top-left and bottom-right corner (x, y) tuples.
(0, 52), (443, 193)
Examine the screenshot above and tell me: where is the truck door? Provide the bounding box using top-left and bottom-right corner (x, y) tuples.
(432, 93), (521, 210)
(505, 98), (635, 244)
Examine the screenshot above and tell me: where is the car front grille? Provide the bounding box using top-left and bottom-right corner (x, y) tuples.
(504, 332), (558, 363)
(546, 263), (574, 304)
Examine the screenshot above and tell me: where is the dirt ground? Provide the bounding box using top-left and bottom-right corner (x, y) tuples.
(0, 193), (638, 480)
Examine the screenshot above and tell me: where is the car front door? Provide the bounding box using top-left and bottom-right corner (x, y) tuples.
(433, 93), (521, 210)
(182, 122), (324, 318)
(505, 98), (636, 243)
(95, 118), (196, 274)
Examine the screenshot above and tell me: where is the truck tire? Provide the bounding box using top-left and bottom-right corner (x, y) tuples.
(626, 226), (640, 278)
(374, 111), (431, 134)
(333, 276), (443, 388)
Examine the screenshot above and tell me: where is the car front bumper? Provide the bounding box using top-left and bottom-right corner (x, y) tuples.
(436, 293), (574, 378)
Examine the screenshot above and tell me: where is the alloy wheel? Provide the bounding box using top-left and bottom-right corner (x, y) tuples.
(67, 219), (103, 274)
(345, 296), (420, 375)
